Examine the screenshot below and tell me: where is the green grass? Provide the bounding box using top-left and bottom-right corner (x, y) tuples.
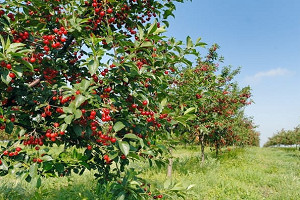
(0, 147), (299, 199)
(142, 146), (300, 200)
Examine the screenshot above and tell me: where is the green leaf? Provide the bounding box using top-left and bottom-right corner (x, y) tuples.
(162, 20), (170, 27)
(20, 59), (33, 71)
(73, 124), (82, 137)
(105, 36), (113, 44)
(18, 128), (26, 137)
(5, 36), (11, 51)
(13, 65), (23, 78)
(63, 107), (73, 114)
(195, 37), (207, 47)
(5, 122), (14, 134)
(74, 95), (86, 108)
(88, 59), (98, 75)
(108, 151), (119, 160)
(0, 35), (5, 51)
(55, 163), (64, 173)
(7, 43), (25, 53)
(123, 134), (139, 140)
(116, 192), (125, 200)
(153, 27), (166, 35)
(29, 163), (38, 178)
(163, 9), (175, 19)
(80, 79), (90, 91)
(60, 123), (68, 132)
(42, 161), (53, 171)
(159, 98), (168, 112)
(64, 115), (74, 124)
(36, 177), (42, 188)
(140, 41), (153, 48)
(184, 107), (196, 115)
(138, 25), (144, 40)
(147, 20), (157, 35)
(186, 36), (193, 49)
(1, 70), (12, 85)
(118, 141), (130, 156)
(0, 160), (8, 170)
(74, 109), (82, 119)
(42, 155), (53, 161)
(113, 121), (126, 132)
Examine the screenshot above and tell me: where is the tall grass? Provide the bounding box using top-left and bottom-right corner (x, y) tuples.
(0, 147), (299, 199)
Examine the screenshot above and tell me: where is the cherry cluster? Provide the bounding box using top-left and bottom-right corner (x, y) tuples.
(23, 135), (45, 146)
(2, 147), (22, 157)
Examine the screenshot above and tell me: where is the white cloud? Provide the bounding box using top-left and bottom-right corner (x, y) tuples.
(245, 68), (291, 84)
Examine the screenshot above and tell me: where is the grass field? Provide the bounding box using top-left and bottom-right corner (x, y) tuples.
(0, 146), (299, 200)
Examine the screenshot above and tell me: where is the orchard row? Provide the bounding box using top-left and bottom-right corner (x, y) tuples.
(0, 0), (258, 198)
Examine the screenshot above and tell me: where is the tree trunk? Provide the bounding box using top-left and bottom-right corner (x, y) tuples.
(200, 134), (205, 165)
(167, 158), (173, 178)
(167, 148), (173, 178)
(216, 142), (219, 157)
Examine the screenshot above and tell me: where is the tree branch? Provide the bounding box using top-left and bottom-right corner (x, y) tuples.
(57, 35), (75, 58)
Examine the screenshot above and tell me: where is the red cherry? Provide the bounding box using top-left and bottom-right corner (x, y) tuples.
(132, 104), (137, 109)
(100, 11), (105, 16)
(3, 150), (8, 156)
(53, 122), (59, 127)
(91, 110), (97, 116)
(75, 90), (80, 95)
(60, 37), (66, 42)
(9, 72), (16, 78)
(30, 57), (36, 63)
(44, 45), (50, 52)
(87, 145), (92, 150)
(15, 147), (22, 152)
(142, 100), (148, 106)
(106, 87), (112, 92)
(107, 8), (113, 14)
(6, 64), (12, 69)
(110, 138), (116, 143)
(103, 154), (109, 160)
(103, 108), (110, 115)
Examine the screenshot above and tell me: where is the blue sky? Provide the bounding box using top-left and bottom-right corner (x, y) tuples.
(165, 0), (300, 145)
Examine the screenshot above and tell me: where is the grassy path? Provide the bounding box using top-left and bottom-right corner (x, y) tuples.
(0, 147), (299, 199)
(143, 147), (300, 199)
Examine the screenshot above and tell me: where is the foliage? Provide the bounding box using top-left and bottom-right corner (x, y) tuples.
(0, 0), (259, 198)
(1, 146), (299, 199)
(264, 126), (300, 148)
(167, 44), (255, 157)
(0, 0), (194, 196)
